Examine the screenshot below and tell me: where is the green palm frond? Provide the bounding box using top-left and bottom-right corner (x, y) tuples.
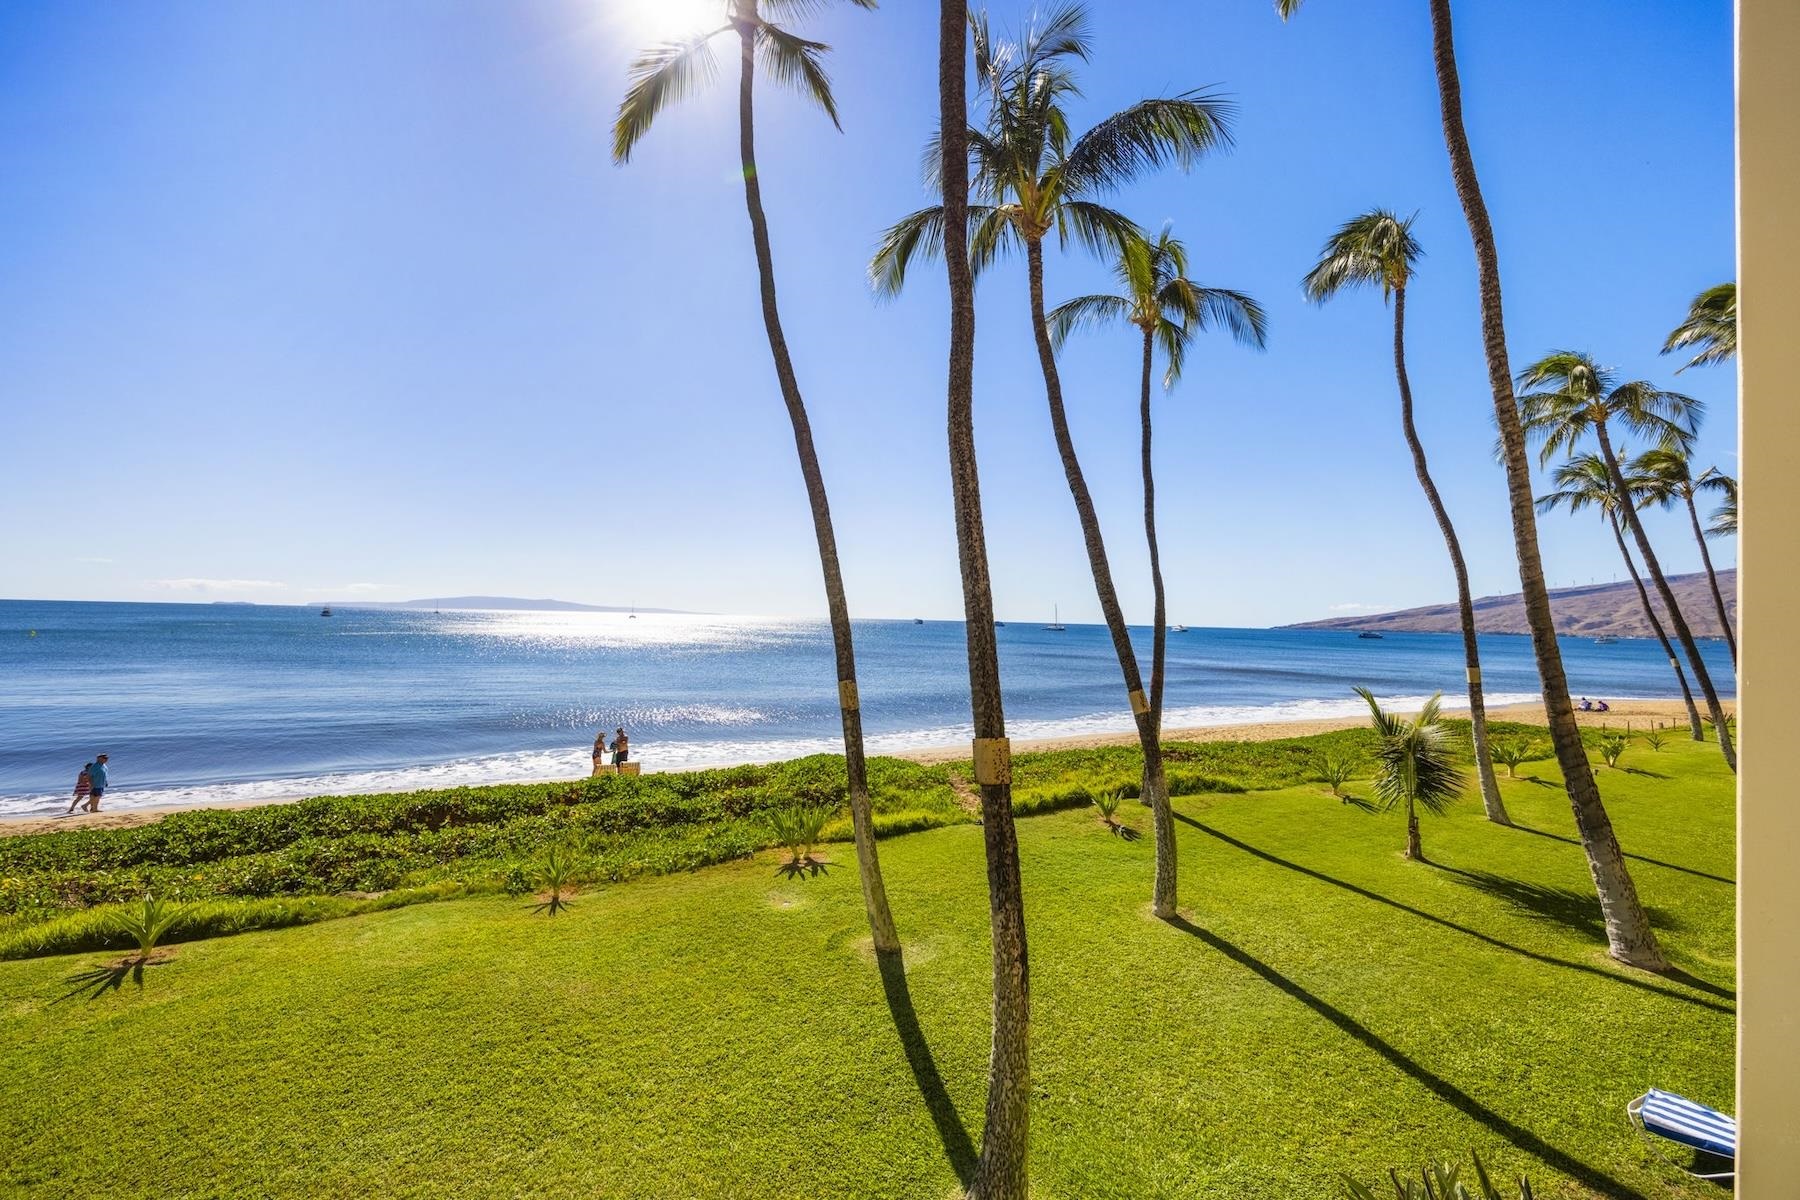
(1046, 293), (1134, 350)
(1302, 209), (1420, 303)
(760, 0), (877, 19)
(754, 22), (843, 130)
(1274, 0), (1306, 18)
(1663, 281), (1737, 371)
(1515, 350), (1700, 466)
(1019, 2), (1093, 66)
(1061, 91), (1236, 196)
(612, 28), (730, 163)
(1707, 477), (1738, 538)
(1056, 199), (1140, 258)
(869, 203), (1003, 296)
(1358, 688), (1465, 817)
(1188, 286), (1268, 349)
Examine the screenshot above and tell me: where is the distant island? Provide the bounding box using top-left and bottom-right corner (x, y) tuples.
(1286, 568), (1736, 639)
(329, 596), (691, 614)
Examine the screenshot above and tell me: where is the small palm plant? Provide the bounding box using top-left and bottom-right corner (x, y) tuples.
(530, 843), (585, 917)
(1356, 688), (1465, 861)
(1598, 735), (1628, 769)
(1342, 1152), (1533, 1200)
(1641, 728), (1667, 752)
(114, 893), (184, 958)
(770, 803), (831, 876)
(1314, 749), (1360, 799)
(1093, 787), (1123, 828)
(1490, 741), (1531, 778)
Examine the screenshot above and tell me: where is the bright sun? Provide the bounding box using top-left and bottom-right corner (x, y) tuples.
(614, 0), (722, 42)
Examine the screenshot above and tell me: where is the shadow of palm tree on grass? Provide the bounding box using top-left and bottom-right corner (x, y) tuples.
(1161, 915), (1645, 1200)
(1430, 864), (1687, 944)
(1174, 814), (1733, 1011)
(1509, 823), (1734, 886)
(876, 948), (976, 1188)
(774, 857), (835, 880)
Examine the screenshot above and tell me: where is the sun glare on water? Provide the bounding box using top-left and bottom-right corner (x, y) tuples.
(613, 0), (722, 42)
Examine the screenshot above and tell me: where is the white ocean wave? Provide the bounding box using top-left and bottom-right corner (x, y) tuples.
(0, 689), (1574, 820)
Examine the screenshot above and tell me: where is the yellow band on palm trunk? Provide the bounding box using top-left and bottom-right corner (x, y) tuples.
(973, 737), (1012, 786)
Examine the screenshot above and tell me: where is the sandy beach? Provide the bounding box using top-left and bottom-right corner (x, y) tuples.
(0, 697), (1716, 840)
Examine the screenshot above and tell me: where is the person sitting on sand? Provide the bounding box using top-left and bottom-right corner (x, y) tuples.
(1595, 699), (1610, 713)
(610, 727), (630, 766)
(1577, 697), (1592, 712)
(67, 763), (92, 815)
(85, 753), (109, 812)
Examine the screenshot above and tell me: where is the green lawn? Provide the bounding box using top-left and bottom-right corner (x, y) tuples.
(0, 734), (1734, 1199)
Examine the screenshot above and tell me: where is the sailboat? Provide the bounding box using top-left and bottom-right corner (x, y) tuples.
(320, 607), (333, 618)
(1045, 605), (1066, 632)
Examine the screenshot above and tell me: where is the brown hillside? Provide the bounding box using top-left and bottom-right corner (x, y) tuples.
(1285, 568), (1737, 638)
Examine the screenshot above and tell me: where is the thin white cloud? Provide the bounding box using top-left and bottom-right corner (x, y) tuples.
(304, 582), (396, 594)
(150, 578), (288, 592)
(1328, 602), (1387, 613)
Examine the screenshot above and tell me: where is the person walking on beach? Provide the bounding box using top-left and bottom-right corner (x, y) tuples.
(610, 728), (629, 766)
(67, 763), (92, 815)
(85, 753), (109, 812)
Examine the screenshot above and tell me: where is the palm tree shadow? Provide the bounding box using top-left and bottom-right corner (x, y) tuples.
(1616, 766), (1671, 780)
(55, 953), (168, 1003)
(1430, 863), (1686, 942)
(1337, 794), (1377, 812)
(1174, 814), (1734, 1010)
(1106, 821), (1144, 842)
(1161, 916), (1642, 1199)
(876, 949), (976, 1187)
(1517, 774), (1561, 788)
(774, 857), (835, 880)
(1509, 823), (1734, 885)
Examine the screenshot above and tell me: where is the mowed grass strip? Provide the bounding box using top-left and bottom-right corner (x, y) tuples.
(0, 735), (1733, 1199)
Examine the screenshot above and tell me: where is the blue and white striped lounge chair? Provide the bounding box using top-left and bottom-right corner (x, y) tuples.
(1628, 1089), (1736, 1181)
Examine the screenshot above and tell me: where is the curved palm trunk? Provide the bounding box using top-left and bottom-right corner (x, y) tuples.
(1405, 795), (1422, 861)
(1428, 0), (1666, 971)
(734, 16), (897, 953)
(941, 6), (1029, 1196)
(1682, 489), (1738, 666)
(1393, 286), (1507, 825)
(1026, 238), (1176, 918)
(1608, 511), (1703, 737)
(1592, 422), (1736, 771)
(1140, 329), (1169, 807)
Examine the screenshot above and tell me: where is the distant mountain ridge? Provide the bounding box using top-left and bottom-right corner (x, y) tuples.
(1286, 569), (1736, 639)
(334, 596), (689, 614)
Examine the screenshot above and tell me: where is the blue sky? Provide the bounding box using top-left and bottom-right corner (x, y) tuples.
(0, 0), (1735, 626)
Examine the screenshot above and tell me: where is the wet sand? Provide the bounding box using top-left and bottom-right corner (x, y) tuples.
(0, 697), (1719, 838)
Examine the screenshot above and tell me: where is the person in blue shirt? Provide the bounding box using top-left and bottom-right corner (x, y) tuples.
(85, 753), (110, 812)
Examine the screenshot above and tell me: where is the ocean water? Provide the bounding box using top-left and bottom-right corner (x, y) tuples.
(0, 600), (1734, 817)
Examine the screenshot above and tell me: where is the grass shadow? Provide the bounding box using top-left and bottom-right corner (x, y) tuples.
(1616, 767), (1672, 780)
(55, 952), (171, 1002)
(1162, 915), (1645, 1200)
(1516, 775), (1561, 788)
(774, 857), (835, 880)
(876, 948), (976, 1187)
(1510, 823), (1734, 886)
(1175, 814), (1733, 1012)
(1105, 821), (1144, 842)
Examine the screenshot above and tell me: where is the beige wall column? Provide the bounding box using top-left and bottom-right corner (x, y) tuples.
(1737, 0), (1799, 1189)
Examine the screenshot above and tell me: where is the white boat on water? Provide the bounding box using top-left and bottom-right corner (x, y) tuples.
(1045, 604), (1065, 632)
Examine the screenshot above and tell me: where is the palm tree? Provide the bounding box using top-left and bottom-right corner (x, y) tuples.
(613, 0), (900, 955)
(1275, 0), (1668, 972)
(1047, 225), (1266, 808)
(1708, 473), (1738, 538)
(1302, 210), (1508, 827)
(1536, 454), (1704, 739)
(1356, 689), (1464, 861)
(1516, 351), (1735, 772)
(1635, 446), (1737, 665)
(874, 2), (1231, 920)
(1663, 282), (1737, 371)
(938, 3), (1028, 1195)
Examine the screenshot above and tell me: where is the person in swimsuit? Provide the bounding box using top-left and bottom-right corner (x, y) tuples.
(610, 728), (630, 765)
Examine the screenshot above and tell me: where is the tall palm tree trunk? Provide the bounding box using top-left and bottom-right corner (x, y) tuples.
(1608, 511), (1703, 738)
(1682, 490), (1738, 666)
(1405, 796), (1422, 861)
(733, 15), (897, 953)
(1592, 423), (1735, 770)
(1140, 328), (1169, 805)
(1026, 237), (1177, 918)
(1393, 285), (1507, 825)
(941, 5), (1029, 1195)
(1427, 0), (1666, 971)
